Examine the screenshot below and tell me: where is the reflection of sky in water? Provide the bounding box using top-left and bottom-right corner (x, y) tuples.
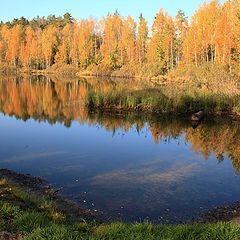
(0, 113), (240, 223)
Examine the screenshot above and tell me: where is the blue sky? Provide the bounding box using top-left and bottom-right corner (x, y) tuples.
(0, 0), (217, 26)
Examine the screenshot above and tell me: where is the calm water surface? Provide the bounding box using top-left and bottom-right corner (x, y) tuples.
(0, 75), (240, 223)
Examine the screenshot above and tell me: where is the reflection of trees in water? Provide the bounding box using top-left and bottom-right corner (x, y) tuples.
(185, 123), (240, 173)
(0, 75), (91, 126)
(150, 119), (240, 173)
(0, 75), (240, 173)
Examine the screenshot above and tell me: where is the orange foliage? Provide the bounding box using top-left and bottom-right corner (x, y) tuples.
(0, 1), (240, 73)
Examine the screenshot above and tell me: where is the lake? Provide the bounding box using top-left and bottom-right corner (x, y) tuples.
(0, 75), (240, 223)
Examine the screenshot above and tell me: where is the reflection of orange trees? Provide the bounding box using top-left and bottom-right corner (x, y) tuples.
(148, 120), (240, 173)
(148, 119), (186, 144)
(86, 111), (136, 133)
(0, 76), (97, 125)
(185, 125), (226, 160)
(185, 124), (240, 173)
(0, 76), (90, 124)
(84, 78), (115, 94)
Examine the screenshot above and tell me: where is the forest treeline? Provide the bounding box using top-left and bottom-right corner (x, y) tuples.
(0, 0), (240, 77)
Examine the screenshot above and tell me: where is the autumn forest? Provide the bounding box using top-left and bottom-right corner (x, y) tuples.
(0, 0), (240, 77)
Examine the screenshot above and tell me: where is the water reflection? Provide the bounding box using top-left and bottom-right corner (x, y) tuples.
(0, 75), (239, 172)
(0, 75), (240, 223)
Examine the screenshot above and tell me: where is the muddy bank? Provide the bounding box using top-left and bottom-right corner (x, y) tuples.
(0, 169), (98, 224)
(197, 201), (240, 224)
(1, 168), (240, 225)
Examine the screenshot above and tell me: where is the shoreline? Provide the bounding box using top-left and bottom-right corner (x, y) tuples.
(1, 168), (240, 225)
(0, 169), (98, 223)
(0, 65), (189, 83)
(87, 106), (240, 121)
(1, 169), (240, 239)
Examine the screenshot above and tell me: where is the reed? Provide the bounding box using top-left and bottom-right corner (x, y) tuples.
(86, 88), (240, 116)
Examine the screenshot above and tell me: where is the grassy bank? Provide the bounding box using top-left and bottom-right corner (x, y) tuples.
(86, 89), (240, 117)
(81, 64), (240, 117)
(1, 171), (240, 239)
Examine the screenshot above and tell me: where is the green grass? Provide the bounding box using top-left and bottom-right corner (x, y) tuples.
(86, 88), (240, 116)
(8, 218), (240, 240)
(1, 178), (240, 239)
